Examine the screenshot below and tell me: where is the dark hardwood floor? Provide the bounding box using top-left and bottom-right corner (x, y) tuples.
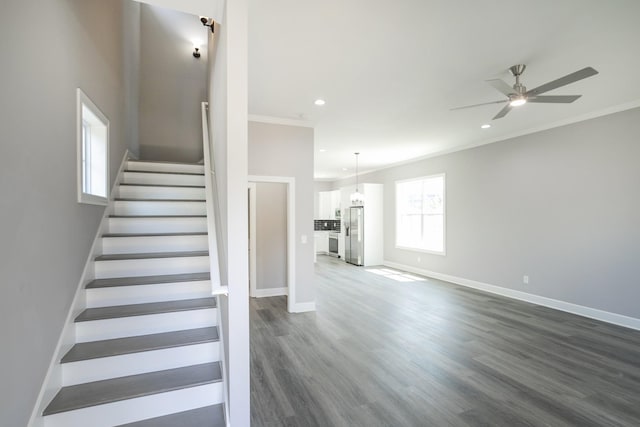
(250, 256), (640, 426)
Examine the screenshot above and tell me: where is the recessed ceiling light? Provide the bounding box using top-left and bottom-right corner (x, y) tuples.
(314, 99), (326, 106)
(342, 168), (348, 171)
(319, 149), (326, 152)
(481, 124), (491, 129)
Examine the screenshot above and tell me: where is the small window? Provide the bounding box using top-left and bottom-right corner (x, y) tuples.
(396, 174), (445, 254)
(77, 89), (109, 205)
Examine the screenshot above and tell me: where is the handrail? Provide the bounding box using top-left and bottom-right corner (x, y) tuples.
(201, 101), (227, 296)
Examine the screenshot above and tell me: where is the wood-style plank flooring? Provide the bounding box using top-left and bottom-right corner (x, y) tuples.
(250, 255), (640, 426)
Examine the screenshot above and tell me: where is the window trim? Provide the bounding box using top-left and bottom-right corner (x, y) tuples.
(395, 173), (446, 256)
(77, 88), (109, 205)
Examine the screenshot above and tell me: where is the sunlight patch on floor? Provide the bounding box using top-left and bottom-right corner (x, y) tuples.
(366, 268), (426, 282)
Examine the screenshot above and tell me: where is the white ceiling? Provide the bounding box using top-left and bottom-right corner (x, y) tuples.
(247, 0), (640, 180)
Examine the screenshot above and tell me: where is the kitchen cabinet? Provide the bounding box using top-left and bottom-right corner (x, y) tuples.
(318, 190), (341, 219)
(315, 231), (329, 254)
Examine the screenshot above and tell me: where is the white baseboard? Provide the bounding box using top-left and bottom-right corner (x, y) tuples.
(254, 287), (288, 298)
(290, 302), (316, 313)
(383, 260), (640, 331)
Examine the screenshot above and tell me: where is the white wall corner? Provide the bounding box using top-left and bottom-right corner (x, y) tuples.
(383, 260), (640, 332)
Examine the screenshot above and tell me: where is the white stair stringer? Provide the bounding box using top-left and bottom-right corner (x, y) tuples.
(41, 160), (225, 427)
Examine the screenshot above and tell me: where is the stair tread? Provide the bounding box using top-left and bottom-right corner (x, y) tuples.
(114, 198), (206, 202)
(86, 272), (211, 289)
(75, 297), (217, 322)
(95, 250), (208, 261)
(43, 362), (221, 416)
(102, 232), (207, 238)
(124, 170), (204, 176)
(116, 404), (225, 427)
(62, 327), (219, 363)
(119, 183), (205, 188)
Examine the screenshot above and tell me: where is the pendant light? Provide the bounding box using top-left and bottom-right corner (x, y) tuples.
(350, 152), (364, 206)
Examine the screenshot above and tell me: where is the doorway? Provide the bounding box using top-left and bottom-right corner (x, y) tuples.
(248, 176), (296, 312)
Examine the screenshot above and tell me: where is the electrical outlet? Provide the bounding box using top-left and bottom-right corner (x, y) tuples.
(523, 275), (529, 285)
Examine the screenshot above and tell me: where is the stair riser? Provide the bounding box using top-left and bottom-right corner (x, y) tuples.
(122, 172), (204, 186)
(126, 161), (204, 174)
(86, 281), (212, 308)
(43, 382), (223, 427)
(102, 235), (208, 255)
(118, 186), (205, 200)
(62, 342), (219, 386)
(107, 217), (207, 234)
(113, 201), (206, 216)
(94, 256), (209, 279)
(75, 308), (217, 342)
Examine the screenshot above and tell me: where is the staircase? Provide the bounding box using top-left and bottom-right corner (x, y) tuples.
(41, 160), (226, 427)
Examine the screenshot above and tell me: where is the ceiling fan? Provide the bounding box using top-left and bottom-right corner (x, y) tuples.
(452, 64), (599, 120)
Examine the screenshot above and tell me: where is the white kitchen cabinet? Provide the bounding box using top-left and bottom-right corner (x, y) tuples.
(315, 231), (329, 254)
(318, 190), (341, 219)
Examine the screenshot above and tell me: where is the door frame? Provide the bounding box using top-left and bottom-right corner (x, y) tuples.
(248, 175), (296, 313)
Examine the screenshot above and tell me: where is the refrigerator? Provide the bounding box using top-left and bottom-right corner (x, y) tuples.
(344, 206), (364, 266)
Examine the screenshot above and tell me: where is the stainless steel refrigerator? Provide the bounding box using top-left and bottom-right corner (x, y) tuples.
(344, 206), (364, 266)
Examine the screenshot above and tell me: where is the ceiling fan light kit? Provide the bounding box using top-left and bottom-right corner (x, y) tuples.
(452, 64), (599, 120)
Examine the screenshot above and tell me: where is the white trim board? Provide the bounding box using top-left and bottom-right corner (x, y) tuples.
(248, 176), (299, 313)
(383, 260), (640, 332)
(254, 287), (288, 298)
(248, 114), (314, 128)
(290, 302), (316, 313)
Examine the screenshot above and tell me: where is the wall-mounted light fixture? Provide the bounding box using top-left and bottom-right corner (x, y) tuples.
(192, 40), (202, 58)
(200, 16), (215, 33)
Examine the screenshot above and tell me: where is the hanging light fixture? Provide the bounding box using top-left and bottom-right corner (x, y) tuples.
(350, 152), (364, 206)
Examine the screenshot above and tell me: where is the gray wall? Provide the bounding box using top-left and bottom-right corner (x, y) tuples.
(138, 4), (207, 162)
(0, 1), (134, 425)
(255, 183), (288, 290)
(333, 107), (640, 319)
(248, 121), (315, 304)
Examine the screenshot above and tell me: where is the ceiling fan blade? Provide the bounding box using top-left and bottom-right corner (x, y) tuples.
(450, 99), (507, 111)
(492, 103), (512, 120)
(486, 79), (515, 96)
(527, 95), (582, 103)
(527, 67), (598, 96)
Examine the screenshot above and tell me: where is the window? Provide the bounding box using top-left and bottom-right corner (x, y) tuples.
(77, 89), (109, 205)
(396, 174), (445, 254)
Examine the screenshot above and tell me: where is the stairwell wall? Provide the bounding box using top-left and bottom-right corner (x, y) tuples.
(0, 1), (137, 426)
(138, 4), (208, 162)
